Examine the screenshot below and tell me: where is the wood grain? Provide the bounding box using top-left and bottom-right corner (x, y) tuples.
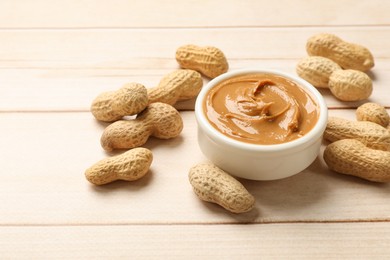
(0, 28), (387, 65)
(1, 110), (389, 225)
(0, 28), (388, 111)
(1, 223), (390, 259)
(0, 0), (389, 28)
(1, 0), (390, 257)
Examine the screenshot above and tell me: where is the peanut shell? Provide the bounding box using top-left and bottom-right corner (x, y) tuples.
(296, 56), (341, 88)
(176, 44), (228, 78)
(148, 69), (203, 105)
(324, 117), (390, 151)
(356, 102), (390, 127)
(91, 82), (148, 122)
(306, 33), (374, 71)
(328, 69), (372, 101)
(188, 163), (255, 213)
(101, 102), (183, 151)
(324, 139), (390, 182)
(85, 147), (153, 185)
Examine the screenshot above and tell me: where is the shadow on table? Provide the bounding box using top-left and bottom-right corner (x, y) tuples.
(226, 155), (390, 223)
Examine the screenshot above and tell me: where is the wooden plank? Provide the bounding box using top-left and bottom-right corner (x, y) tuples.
(1, 223), (390, 259)
(0, 0), (388, 257)
(0, 27), (389, 110)
(1, 109), (390, 225)
(0, 63), (389, 111)
(0, 0), (389, 28)
(0, 27), (387, 64)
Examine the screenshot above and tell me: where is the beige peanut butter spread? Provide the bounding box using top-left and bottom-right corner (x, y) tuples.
(204, 73), (320, 144)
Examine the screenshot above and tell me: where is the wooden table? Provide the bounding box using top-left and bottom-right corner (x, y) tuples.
(1, 1), (390, 258)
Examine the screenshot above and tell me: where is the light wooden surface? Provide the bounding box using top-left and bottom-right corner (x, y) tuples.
(1, 1), (390, 259)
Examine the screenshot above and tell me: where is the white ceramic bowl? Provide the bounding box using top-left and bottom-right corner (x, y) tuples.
(195, 69), (328, 180)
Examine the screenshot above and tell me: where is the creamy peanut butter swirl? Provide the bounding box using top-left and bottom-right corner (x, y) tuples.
(204, 73), (319, 145)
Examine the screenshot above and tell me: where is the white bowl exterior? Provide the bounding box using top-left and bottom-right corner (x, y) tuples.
(195, 68), (328, 180)
(198, 127), (322, 180)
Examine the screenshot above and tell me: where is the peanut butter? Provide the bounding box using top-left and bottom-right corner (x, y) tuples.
(204, 73), (319, 145)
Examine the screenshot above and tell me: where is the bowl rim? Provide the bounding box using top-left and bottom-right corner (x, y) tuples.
(194, 68), (328, 153)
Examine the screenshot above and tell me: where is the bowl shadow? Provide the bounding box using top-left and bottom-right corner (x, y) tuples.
(240, 157), (330, 216)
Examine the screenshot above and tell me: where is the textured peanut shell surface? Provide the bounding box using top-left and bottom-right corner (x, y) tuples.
(324, 117), (390, 151)
(101, 102), (183, 151)
(306, 33), (375, 71)
(176, 44), (229, 79)
(188, 163), (255, 214)
(356, 102), (390, 127)
(328, 69), (372, 101)
(147, 69), (203, 105)
(324, 139), (390, 182)
(85, 147), (153, 185)
(296, 56), (341, 88)
(91, 82), (148, 122)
